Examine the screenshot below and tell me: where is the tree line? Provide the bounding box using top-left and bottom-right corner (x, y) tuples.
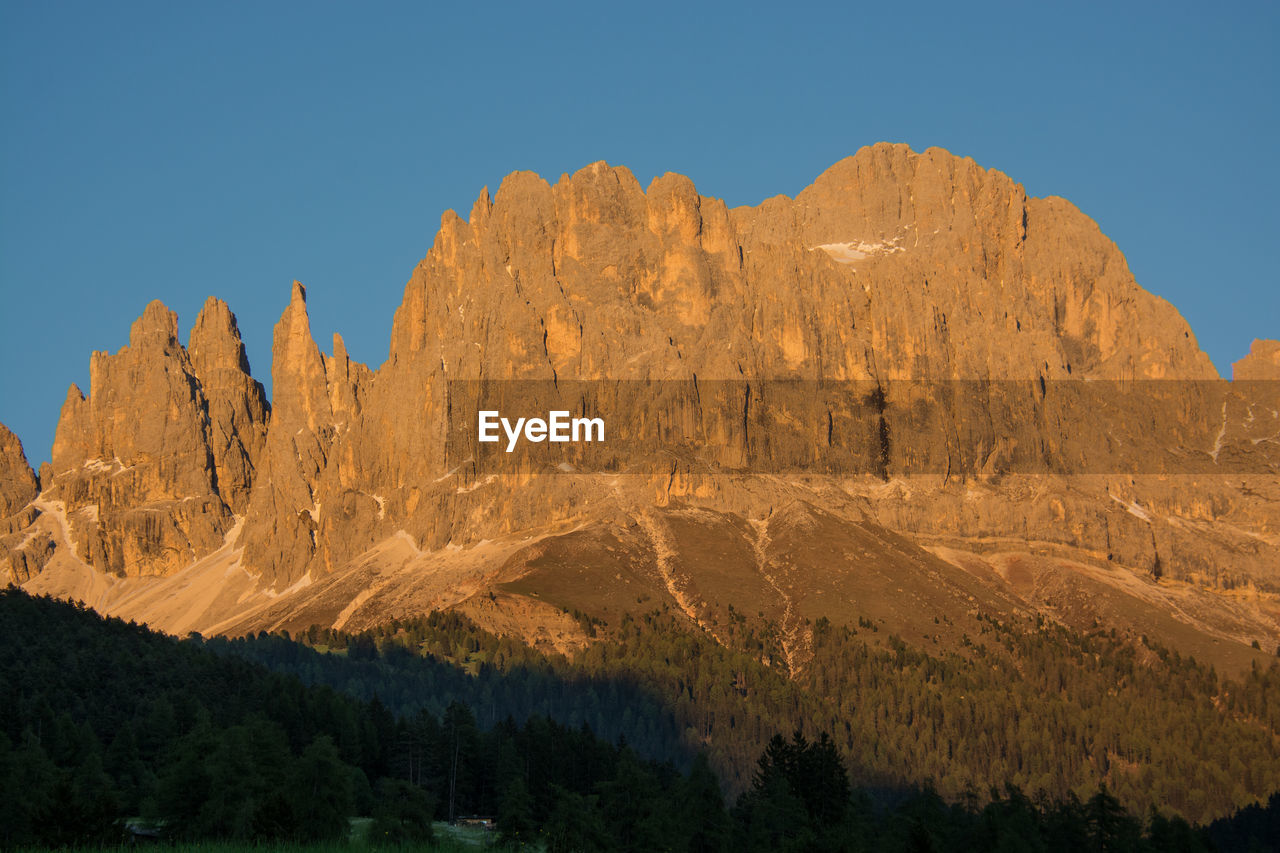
(232, 604), (1280, 825)
(2, 588), (1277, 850)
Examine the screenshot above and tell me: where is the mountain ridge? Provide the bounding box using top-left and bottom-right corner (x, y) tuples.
(2, 142), (1277, 678)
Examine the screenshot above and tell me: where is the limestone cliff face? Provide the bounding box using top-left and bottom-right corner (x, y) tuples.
(744, 144), (1217, 380)
(39, 299), (267, 578)
(0, 423), (45, 584)
(381, 143), (1214, 389)
(11, 144), (1277, 664)
(235, 282), (374, 585)
(316, 144), (1227, 575)
(188, 297), (270, 514)
(0, 423), (37, 519)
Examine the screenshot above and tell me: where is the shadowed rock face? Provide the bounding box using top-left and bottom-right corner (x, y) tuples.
(3, 143), (1277, 672)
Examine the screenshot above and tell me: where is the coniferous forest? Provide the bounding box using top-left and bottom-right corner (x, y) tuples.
(2, 587), (1278, 852)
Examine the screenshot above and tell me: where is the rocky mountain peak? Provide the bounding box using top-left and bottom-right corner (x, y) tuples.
(0, 423), (37, 519)
(234, 281), (374, 585)
(188, 296), (269, 514)
(127, 299), (181, 352)
(272, 280), (331, 435)
(1233, 339), (1280, 380)
(189, 296), (253, 376)
(36, 296), (272, 579)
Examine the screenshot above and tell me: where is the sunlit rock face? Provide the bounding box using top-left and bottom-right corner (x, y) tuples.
(31, 298), (267, 580)
(1234, 339), (1280, 380)
(0, 423), (37, 521)
(4, 144), (1277, 675)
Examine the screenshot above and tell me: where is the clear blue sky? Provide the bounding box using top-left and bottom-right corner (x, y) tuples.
(2, 0), (1276, 466)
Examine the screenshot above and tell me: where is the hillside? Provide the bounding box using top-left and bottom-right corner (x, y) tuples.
(6, 587), (1277, 850)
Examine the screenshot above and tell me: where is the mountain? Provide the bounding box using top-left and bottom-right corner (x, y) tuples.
(2, 142), (1278, 680)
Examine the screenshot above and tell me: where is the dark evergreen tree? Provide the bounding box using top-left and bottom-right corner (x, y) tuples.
(678, 753), (731, 853)
(287, 734), (355, 841)
(498, 774), (537, 846)
(369, 777), (436, 844)
(544, 784), (610, 853)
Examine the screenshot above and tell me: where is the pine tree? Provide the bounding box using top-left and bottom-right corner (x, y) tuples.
(679, 753), (730, 853)
(288, 735), (354, 841)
